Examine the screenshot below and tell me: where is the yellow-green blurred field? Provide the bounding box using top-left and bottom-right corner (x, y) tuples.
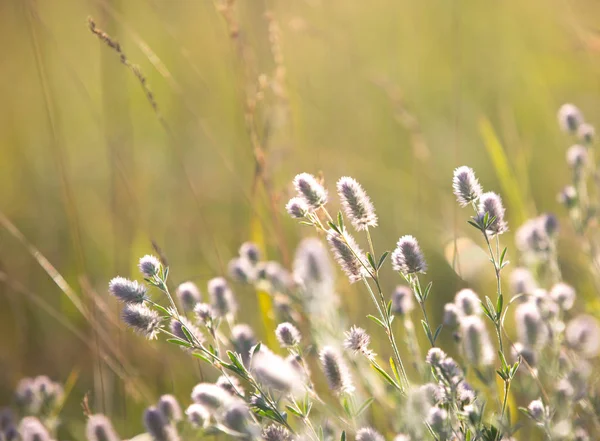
(2, 0), (600, 436)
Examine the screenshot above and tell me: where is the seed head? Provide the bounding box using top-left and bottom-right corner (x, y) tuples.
(185, 404), (209, 428)
(327, 230), (367, 283)
(558, 103), (583, 134)
(578, 123), (595, 144)
(566, 315), (600, 358)
(425, 348), (447, 367)
(293, 173), (328, 209)
(19, 417), (50, 441)
(231, 324), (257, 365)
(319, 346), (354, 394)
(208, 277), (237, 317)
(275, 322), (301, 348)
(391, 235), (427, 275)
(175, 282), (201, 313)
(343, 326), (372, 356)
(443, 303), (461, 327)
(86, 415), (120, 441)
(139, 255), (161, 278)
(461, 316), (494, 367)
(453, 166), (483, 207)
(567, 145), (588, 170)
(191, 383), (231, 411)
(263, 425), (292, 441)
(157, 395), (182, 423)
(477, 192), (508, 235)
(223, 402), (253, 435)
(454, 289), (481, 316)
(550, 283), (576, 311)
(228, 257), (254, 283)
(355, 428), (384, 441)
(515, 302), (548, 349)
(143, 406), (178, 441)
(239, 242), (261, 265)
(527, 399), (546, 422)
(121, 304), (162, 340)
(336, 177), (378, 231)
(286, 197), (309, 219)
(391, 285), (414, 315)
(108, 277), (147, 304)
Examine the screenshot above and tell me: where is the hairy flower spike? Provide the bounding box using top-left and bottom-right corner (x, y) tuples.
(515, 302), (548, 349)
(558, 103), (583, 134)
(550, 282), (576, 311)
(578, 123), (595, 144)
(231, 324), (257, 365)
(336, 177), (378, 231)
(319, 346), (354, 394)
(275, 322), (301, 348)
(251, 350), (303, 393)
(175, 282), (201, 313)
(239, 242), (261, 265)
(122, 304), (162, 340)
(143, 407), (178, 441)
(477, 192), (508, 235)
(228, 257), (254, 283)
(327, 230), (367, 283)
(527, 399), (546, 422)
(157, 395), (182, 423)
(139, 255), (161, 278)
(566, 315), (600, 358)
(343, 326), (372, 356)
(86, 415), (120, 441)
(19, 417), (50, 441)
(566, 145), (588, 170)
(191, 384), (231, 411)
(185, 404), (209, 428)
(510, 268), (538, 297)
(355, 428), (384, 441)
(286, 197), (309, 219)
(223, 402), (253, 435)
(454, 289), (481, 316)
(391, 285), (414, 315)
(453, 166), (482, 207)
(207, 277), (237, 317)
(263, 425), (292, 441)
(461, 316), (494, 367)
(108, 277), (147, 304)
(293, 173), (328, 209)
(391, 235), (427, 275)
(443, 303), (461, 327)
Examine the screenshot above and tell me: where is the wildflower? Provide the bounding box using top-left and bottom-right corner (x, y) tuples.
(515, 302), (548, 349)
(566, 145), (588, 171)
(139, 255), (161, 278)
(86, 415), (120, 441)
(477, 192), (508, 235)
(336, 177), (377, 231)
(263, 262), (292, 292)
(452, 166), (482, 207)
(454, 289), (481, 316)
(185, 404), (209, 428)
(108, 277), (147, 304)
(426, 407), (448, 434)
(239, 242), (261, 265)
(251, 350), (303, 393)
(425, 348), (447, 367)
(319, 346), (354, 394)
(516, 218), (549, 255)
(275, 322), (301, 348)
(293, 173), (328, 209)
(355, 428), (384, 441)
(391, 285), (414, 315)
(461, 316), (494, 367)
(527, 399), (546, 422)
(175, 282), (201, 313)
(223, 402), (253, 435)
(510, 268), (538, 297)
(191, 383), (231, 411)
(286, 197), (309, 219)
(143, 407), (178, 441)
(343, 326), (372, 357)
(19, 417), (50, 441)
(558, 185), (578, 208)
(457, 382), (476, 405)
(574, 428), (590, 441)
(511, 342), (537, 367)
(263, 425), (292, 441)
(542, 213), (559, 236)
(550, 282), (576, 311)
(443, 303), (461, 328)
(207, 277), (237, 317)
(566, 315), (600, 358)
(216, 375), (243, 396)
(393, 436), (410, 441)
(157, 395), (182, 423)
(194, 303), (213, 324)
(578, 123), (595, 144)
(228, 257), (254, 283)
(558, 103), (583, 134)
(231, 324), (257, 365)
(121, 304), (162, 340)
(327, 230), (367, 283)
(391, 235), (427, 275)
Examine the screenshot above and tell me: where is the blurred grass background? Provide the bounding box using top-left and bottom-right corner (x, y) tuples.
(1, 0), (600, 436)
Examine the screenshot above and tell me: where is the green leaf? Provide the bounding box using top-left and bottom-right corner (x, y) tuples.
(327, 221), (340, 234)
(355, 398), (374, 417)
(370, 364), (401, 390)
(367, 252), (377, 271)
(285, 405), (304, 418)
(252, 342), (262, 355)
(166, 338), (192, 348)
(499, 247), (508, 265)
(496, 294), (504, 316)
(191, 352), (212, 364)
(377, 251), (390, 270)
(152, 303), (171, 316)
(337, 211), (345, 231)
(340, 431), (346, 441)
(467, 220), (482, 231)
(367, 314), (386, 329)
(389, 357), (401, 384)
(432, 324), (443, 344)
